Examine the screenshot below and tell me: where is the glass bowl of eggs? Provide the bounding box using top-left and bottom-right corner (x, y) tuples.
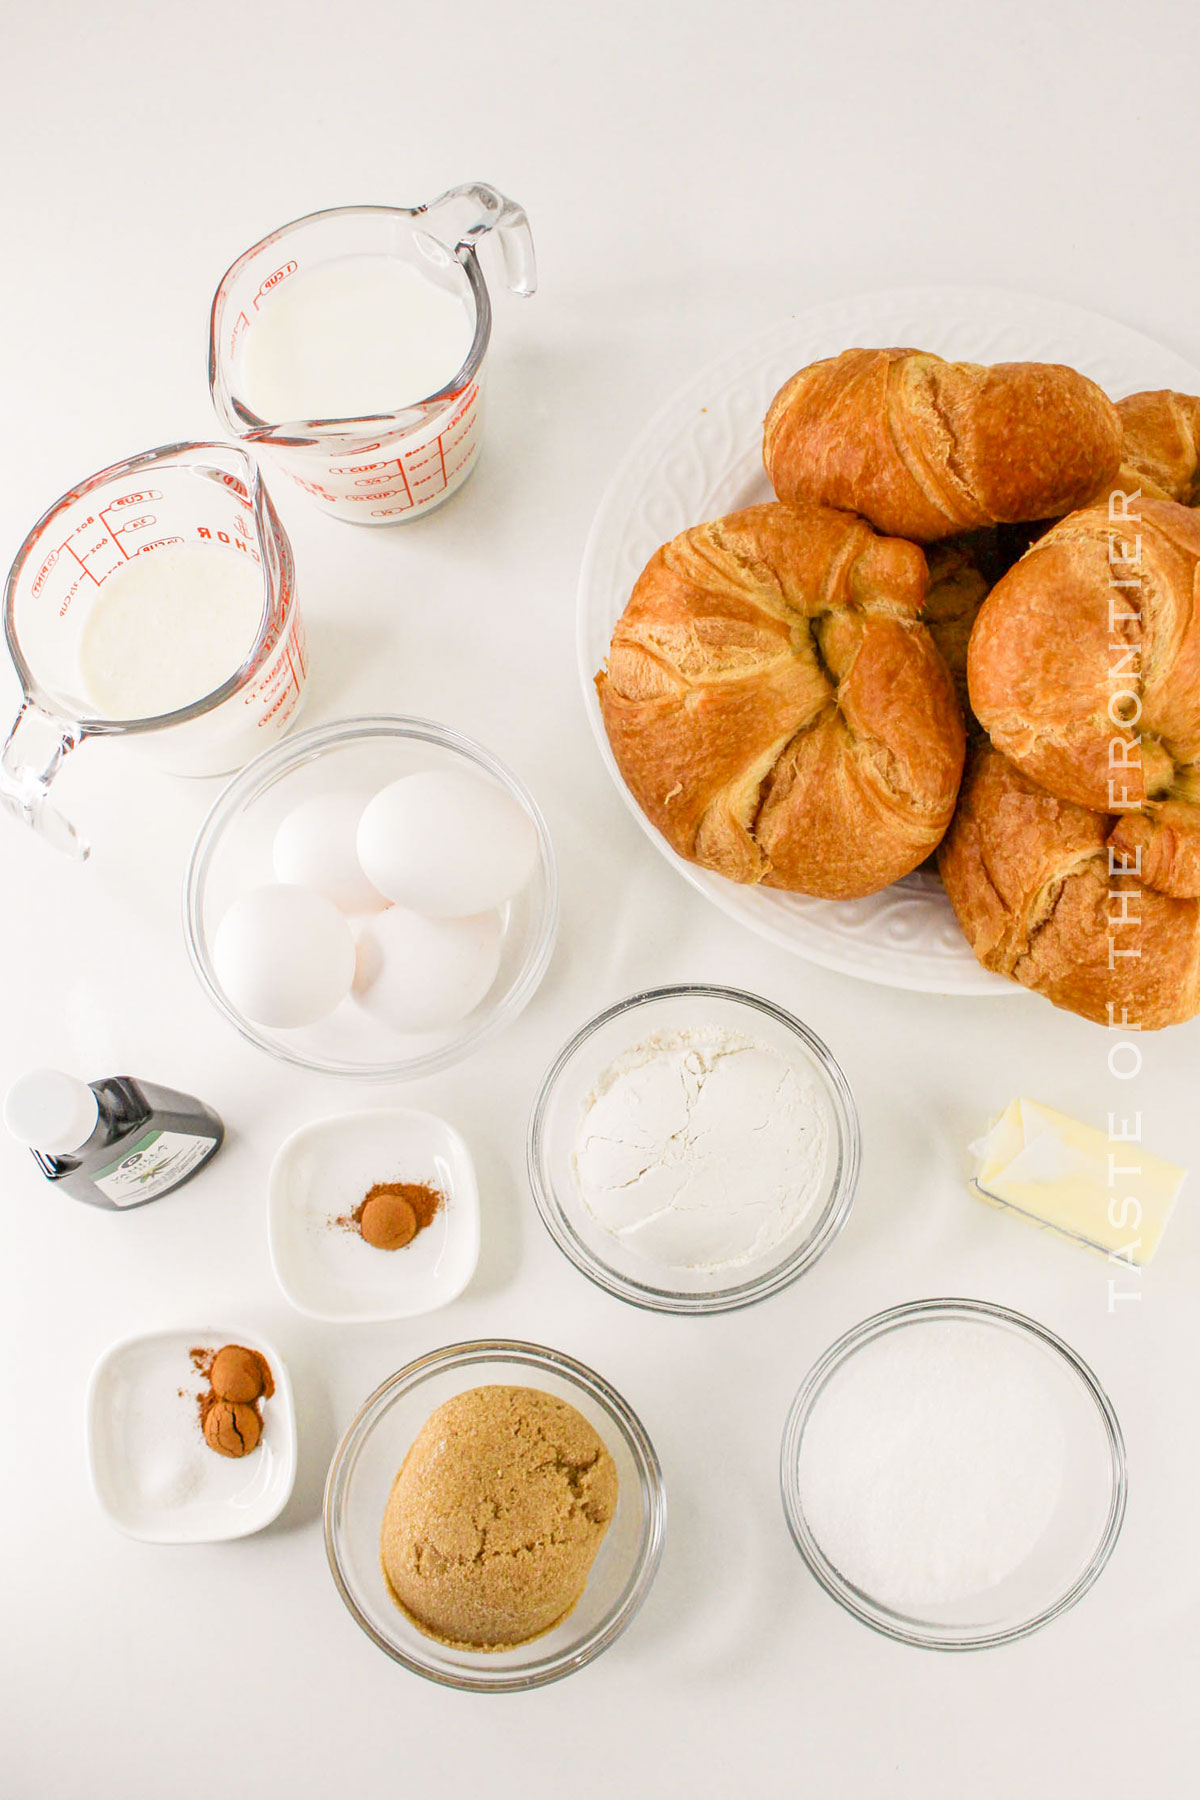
(184, 716), (557, 1078)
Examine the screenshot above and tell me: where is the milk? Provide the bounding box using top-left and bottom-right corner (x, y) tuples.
(242, 255), (475, 423)
(78, 544), (265, 720)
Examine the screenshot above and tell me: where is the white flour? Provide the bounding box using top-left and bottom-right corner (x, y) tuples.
(572, 1025), (829, 1271)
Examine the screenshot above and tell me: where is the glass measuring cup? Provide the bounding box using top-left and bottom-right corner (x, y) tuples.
(209, 183), (536, 525)
(1, 442), (306, 861)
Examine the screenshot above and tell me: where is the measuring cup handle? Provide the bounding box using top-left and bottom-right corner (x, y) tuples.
(416, 183), (537, 297)
(0, 703), (89, 860)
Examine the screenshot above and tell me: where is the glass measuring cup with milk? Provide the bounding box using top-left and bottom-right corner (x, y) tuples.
(209, 183), (536, 524)
(1, 442), (305, 860)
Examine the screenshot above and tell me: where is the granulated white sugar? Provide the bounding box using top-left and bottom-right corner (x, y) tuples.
(797, 1321), (1066, 1610)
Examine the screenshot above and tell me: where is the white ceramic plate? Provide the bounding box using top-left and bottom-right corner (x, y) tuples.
(578, 286), (1200, 993)
(267, 1107), (480, 1322)
(86, 1327), (296, 1543)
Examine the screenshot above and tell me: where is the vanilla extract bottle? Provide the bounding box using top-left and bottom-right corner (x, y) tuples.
(4, 1069), (224, 1210)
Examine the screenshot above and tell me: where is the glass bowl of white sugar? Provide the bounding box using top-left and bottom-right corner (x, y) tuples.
(527, 984), (860, 1314)
(781, 1299), (1127, 1649)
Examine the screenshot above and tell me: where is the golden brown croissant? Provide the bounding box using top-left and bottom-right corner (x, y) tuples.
(939, 746), (1200, 1029)
(596, 501), (965, 900)
(967, 496), (1200, 894)
(1108, 803), (1200, 900)
(1113, 389), (1200, 505)
(763, 349), (1122, 543)
(922, 535), (994, 724)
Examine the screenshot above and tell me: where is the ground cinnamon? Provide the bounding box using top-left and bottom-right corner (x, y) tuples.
(337, 1179), (444, 1251)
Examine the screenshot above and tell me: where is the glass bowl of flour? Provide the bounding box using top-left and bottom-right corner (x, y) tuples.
(527, 984), (859, 1313)
(780, 1299), (1128, 1649)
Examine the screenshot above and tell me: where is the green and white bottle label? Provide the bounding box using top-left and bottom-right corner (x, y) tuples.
(92, 1129), (214, 1205)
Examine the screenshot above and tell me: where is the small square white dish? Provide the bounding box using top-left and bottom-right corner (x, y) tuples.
(267, 1108), (480, 1323)
(85, 1327), (297, 1543)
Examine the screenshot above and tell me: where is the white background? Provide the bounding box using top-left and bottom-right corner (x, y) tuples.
(2, 3), (1199, 1795)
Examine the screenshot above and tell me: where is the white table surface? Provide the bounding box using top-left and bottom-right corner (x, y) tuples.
(3, 3), (1199, 1795)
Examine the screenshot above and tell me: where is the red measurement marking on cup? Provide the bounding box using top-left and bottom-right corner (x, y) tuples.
(278, 603), (308, 693)
(286, 473), (335, 500)
(49, 541), (103, 617)
(253, 262), (298, 310)
(67, 511), (129, 574)
(444, 384), (478, 429)
(64, 543), (96, 580)
(283, 631), (303, 694)
(104, 490), (161, 512)
(195, 526), (257, 553)
(31, 547), (60, 596)
(255, 612), (307, 726)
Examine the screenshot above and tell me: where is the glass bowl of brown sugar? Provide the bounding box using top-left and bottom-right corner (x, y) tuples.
(324, 1339), (666, 1690)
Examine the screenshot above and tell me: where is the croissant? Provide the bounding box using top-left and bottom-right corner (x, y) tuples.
(921, 535), (994, 725)
(596, 501), (965, 900)
(967, 496), (1200, 896)
(763, 349), (1122, 543)
(1112, 389), (1200, 505)
(939, 746), (1200, 1029)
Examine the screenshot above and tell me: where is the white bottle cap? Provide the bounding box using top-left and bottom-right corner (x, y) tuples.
(4, 1069), (100, 1155)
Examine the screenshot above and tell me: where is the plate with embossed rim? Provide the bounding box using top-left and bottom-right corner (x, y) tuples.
(577, 285), (1200, 993)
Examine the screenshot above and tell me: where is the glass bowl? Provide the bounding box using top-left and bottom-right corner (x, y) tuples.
(323, 1339), (666, 1690)
(527, 985), (860, 1314)
(780, 1298), (1127, 1650)
(184, 715), (557, 1078)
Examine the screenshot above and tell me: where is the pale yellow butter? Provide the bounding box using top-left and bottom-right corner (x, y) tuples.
(970, 1098), (1185, 1265)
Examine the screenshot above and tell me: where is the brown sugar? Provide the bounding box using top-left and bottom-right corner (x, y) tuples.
(337, 1180), (444, 1252)
(379, 1385), (618, 1650)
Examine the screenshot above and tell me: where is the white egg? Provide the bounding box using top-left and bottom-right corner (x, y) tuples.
(213, 885), (356, 1028)
(353, 906), (502, 1034)
(355, 769), (539, 917)
(272, 791), (387, 914)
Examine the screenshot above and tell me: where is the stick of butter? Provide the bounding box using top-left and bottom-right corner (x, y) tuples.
(970, 1098), (1185, 1264)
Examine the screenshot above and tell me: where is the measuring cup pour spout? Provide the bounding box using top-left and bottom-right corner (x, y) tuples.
(0, 704), (88, 859)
